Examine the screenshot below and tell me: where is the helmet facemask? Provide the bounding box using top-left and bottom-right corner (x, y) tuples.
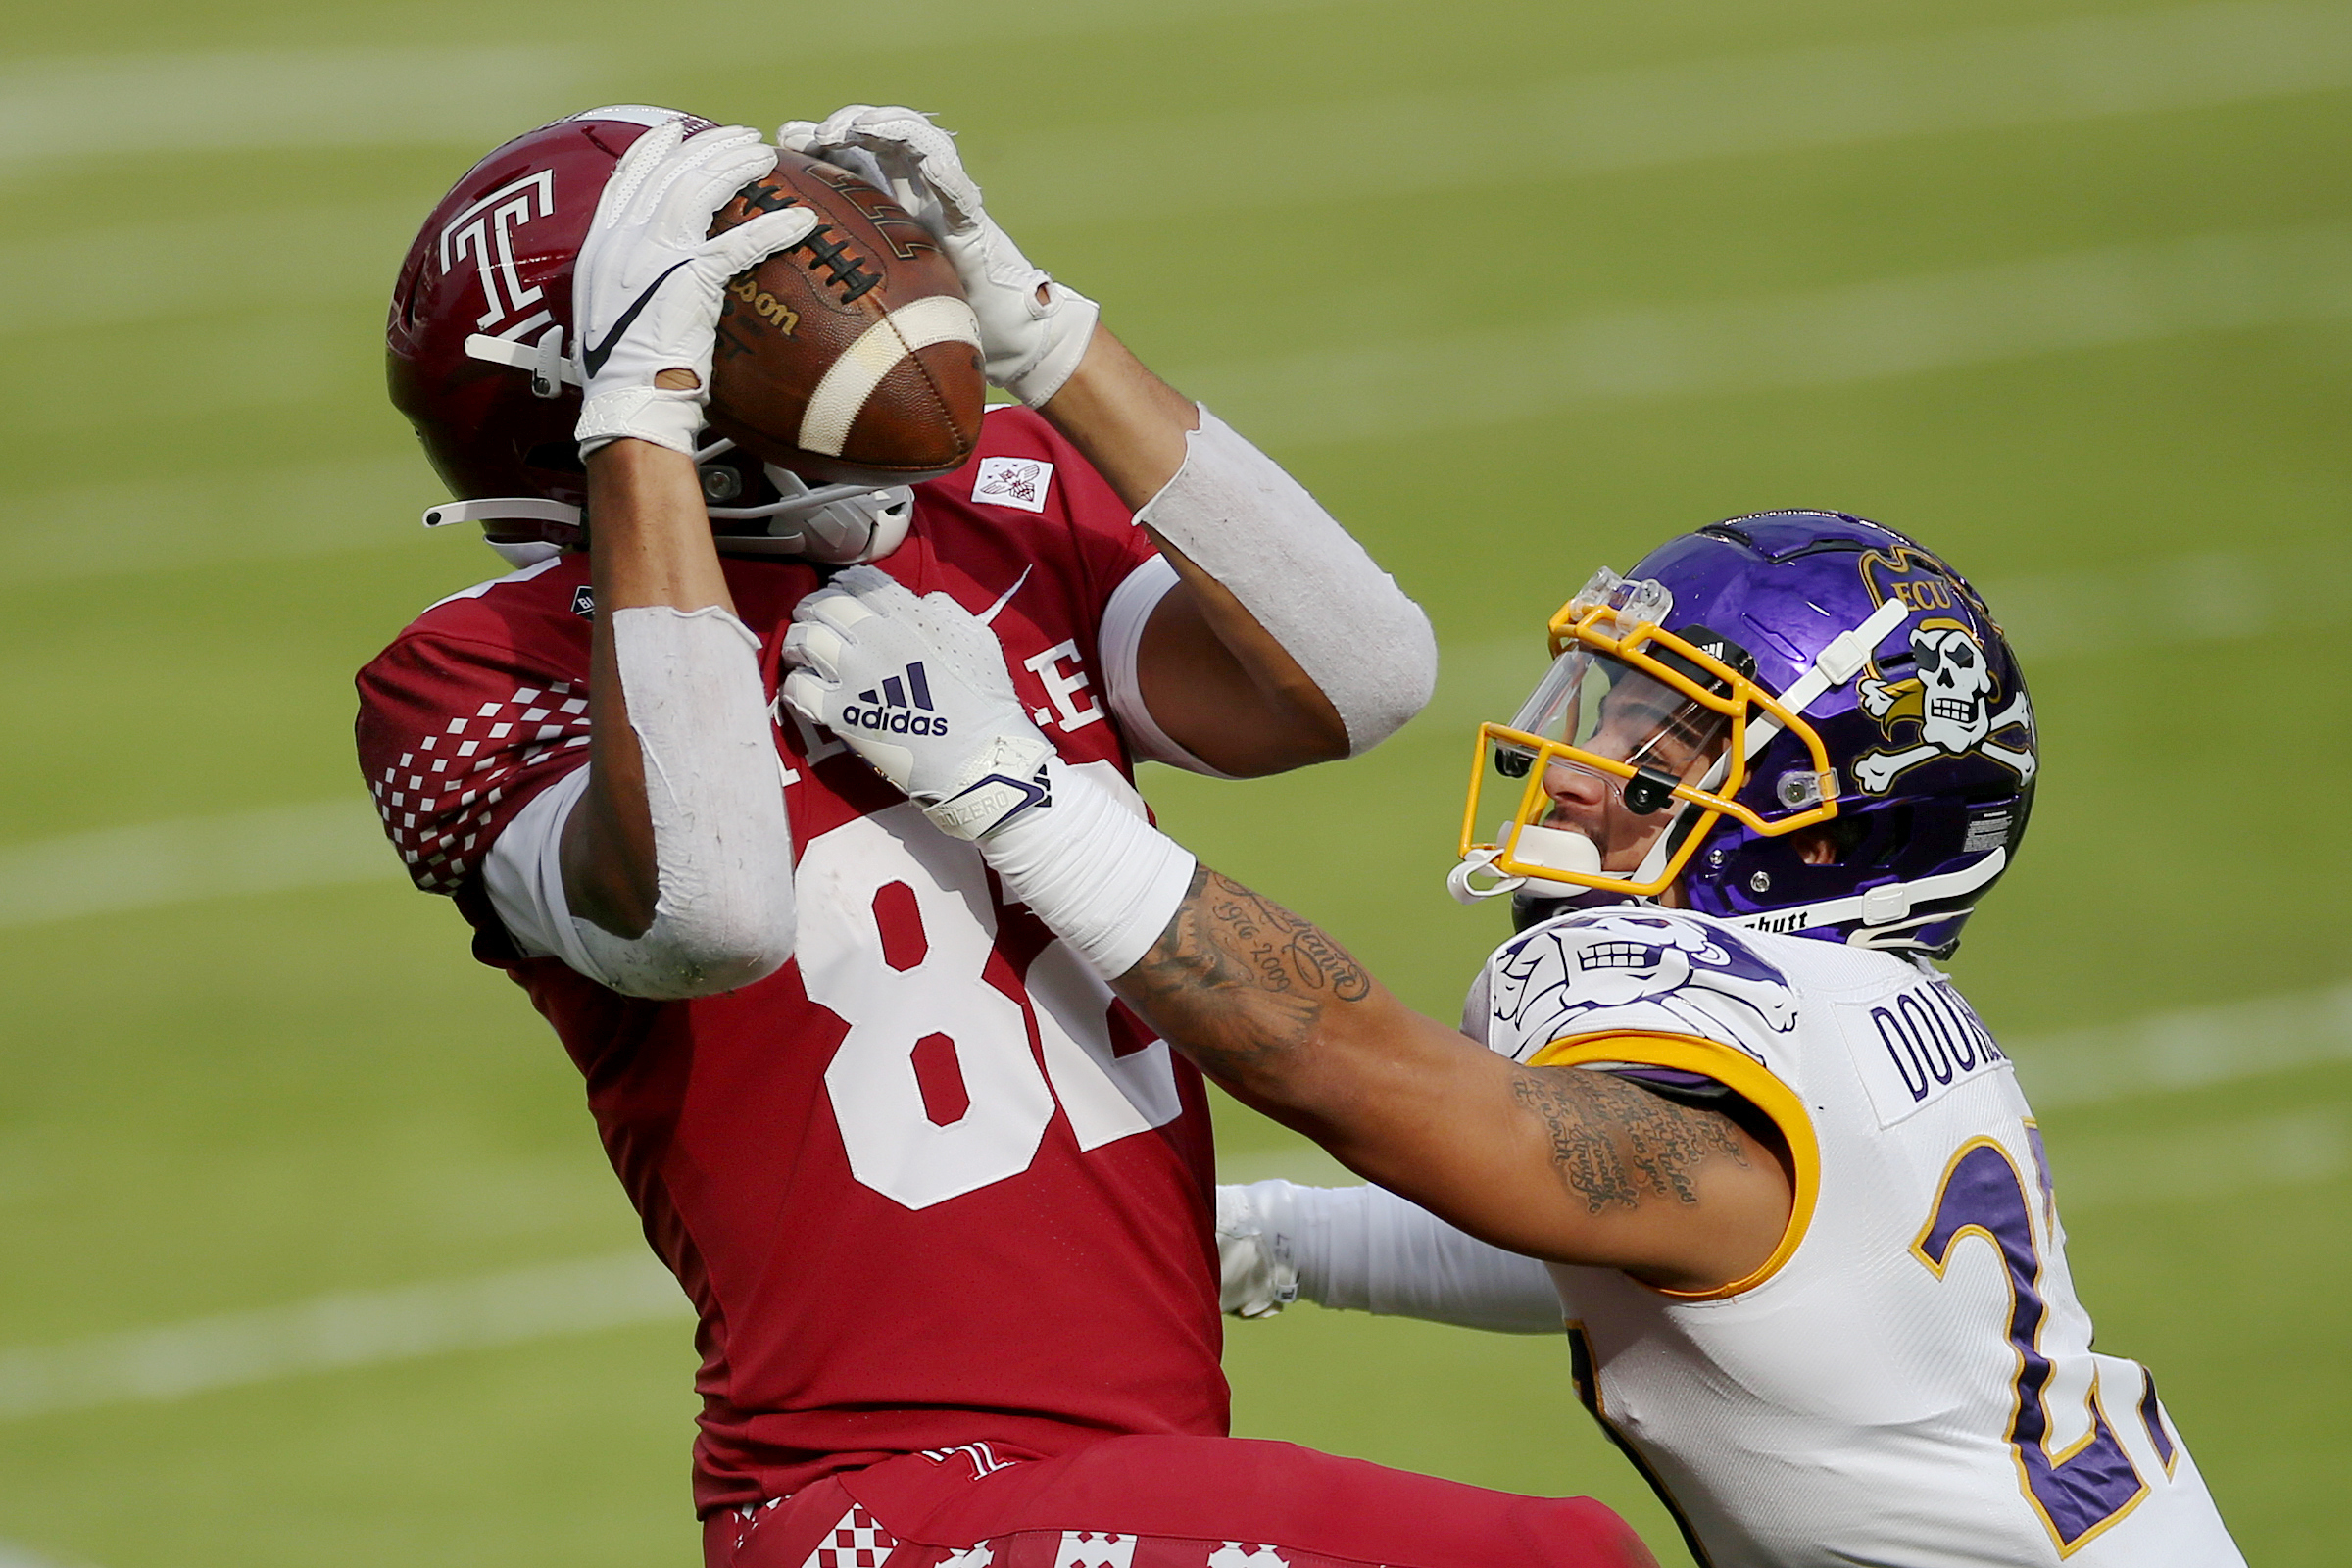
(419, 433), (914, 568)
(697, 437), (914, 564)
(1455, 568), (1844, 904)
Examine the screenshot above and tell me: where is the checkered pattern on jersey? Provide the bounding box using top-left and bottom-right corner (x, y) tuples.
(760, 1515), (1376, 1568)
(368, 678), (590, 890)
(924, 1535), (1332, 1568)
(800, 1506), (900, 1568)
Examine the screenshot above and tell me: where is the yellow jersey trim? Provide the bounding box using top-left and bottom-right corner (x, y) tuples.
(1527, 1029), (1819, 1301)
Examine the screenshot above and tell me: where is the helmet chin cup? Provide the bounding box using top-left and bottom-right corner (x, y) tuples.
(1509, 823), (1603, 878)
(485, 538), (565, 569)
(1448, 830), (1600, 906)
(787, 468), (913, 564)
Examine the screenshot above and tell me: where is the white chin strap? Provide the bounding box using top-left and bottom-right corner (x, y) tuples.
(1727, 847), (2009, 944)
(423, 497), (580, 530)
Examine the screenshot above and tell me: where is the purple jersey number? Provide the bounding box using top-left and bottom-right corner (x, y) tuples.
(1914, 1138), (2147, 1552)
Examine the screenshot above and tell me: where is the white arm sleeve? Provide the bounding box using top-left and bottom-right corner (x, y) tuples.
(1132, 407), (1437, 757)
(1229, 1179), (1565, 1335)
(482, 604), (796, 1001)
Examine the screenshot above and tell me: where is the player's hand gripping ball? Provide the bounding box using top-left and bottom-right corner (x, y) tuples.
(782, 566), (1056, 841)
(704, 151), (987, 486)
(570, 122), (820, 459)
(778, 106), (1101, 409)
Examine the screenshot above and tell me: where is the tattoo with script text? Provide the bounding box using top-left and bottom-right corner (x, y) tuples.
(1118, 866), (1373, 1076)
(1509, 1066), (1750, 1213)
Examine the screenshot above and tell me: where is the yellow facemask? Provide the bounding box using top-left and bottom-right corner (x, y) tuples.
(1455, 569), (1849, 902)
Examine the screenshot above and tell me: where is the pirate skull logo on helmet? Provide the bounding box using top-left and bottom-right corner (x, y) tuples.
(1854, 618), (2035, 794)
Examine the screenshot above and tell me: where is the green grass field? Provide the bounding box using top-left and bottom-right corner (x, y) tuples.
(3, 1), (2348, 1561)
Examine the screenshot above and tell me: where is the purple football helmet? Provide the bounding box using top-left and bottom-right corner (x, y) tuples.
(1456, 510), (2035, 957)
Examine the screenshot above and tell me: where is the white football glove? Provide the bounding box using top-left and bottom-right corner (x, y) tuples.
(782, 565), (1056, 840)
(777, 106), (1100, 408)
(573, 121), (819, 457)
(1216, 1184), (1299, 1319)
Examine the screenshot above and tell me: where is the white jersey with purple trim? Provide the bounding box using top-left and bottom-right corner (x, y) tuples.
(1466, 905), (2244, 1568)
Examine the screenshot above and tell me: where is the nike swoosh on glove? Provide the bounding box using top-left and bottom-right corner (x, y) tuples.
(777, 106), (1099, 408)
(573, 120), (819, 457)
(781, 564), (1057, 840)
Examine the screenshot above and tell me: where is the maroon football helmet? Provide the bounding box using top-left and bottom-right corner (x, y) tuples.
(387, 105), (914, 566)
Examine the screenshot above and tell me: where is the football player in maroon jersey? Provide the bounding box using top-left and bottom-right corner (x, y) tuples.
(359, 109), (1652, 1568)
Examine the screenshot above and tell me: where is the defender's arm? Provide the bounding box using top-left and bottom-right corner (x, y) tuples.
(1121, 868), (1792, 1294)
(1219, 1179), (1565, 1331)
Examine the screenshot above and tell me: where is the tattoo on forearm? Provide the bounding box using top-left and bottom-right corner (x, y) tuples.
(1510, 1067), (1749, 1214)
(1118, 865), (1374, 1077)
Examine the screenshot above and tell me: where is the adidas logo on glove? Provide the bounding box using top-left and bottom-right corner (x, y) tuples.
(838, 662), (951, 737)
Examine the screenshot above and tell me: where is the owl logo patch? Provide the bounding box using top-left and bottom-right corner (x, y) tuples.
(972, 457), (1053, 514)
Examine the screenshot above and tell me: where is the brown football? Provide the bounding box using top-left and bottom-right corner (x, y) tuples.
(705, 151), (986, 486)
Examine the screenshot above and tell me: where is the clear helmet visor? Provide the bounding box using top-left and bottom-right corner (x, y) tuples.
(1454, 569), (1864, 907)
(1489, 648), (1735, 874)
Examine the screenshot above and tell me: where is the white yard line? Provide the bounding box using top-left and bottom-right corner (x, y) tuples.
(0, 202), (423, 339)
(0, 457), (434, 584)
(0, 48), (591, 173)
(2051, 1106), (2348, 1207)
(0, 1251), (685, 1423)
(0, 801), (397, 930)
(12, 2), (2349, 339)
(0, 0), (1359, 179)
(1181, 221), (2352, 446)
(0, 1544), (71, 1568)
(997, 0), (2352, 225)
(2021, 981), (2352, 1108)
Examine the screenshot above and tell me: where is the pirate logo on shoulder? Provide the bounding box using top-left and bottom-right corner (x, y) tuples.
(1851, 548), (2035, 795)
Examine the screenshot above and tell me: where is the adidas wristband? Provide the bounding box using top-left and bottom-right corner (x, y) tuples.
(979, 757), (1196, 978)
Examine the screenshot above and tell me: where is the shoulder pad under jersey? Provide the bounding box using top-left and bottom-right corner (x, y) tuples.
(1476, 907), (1799, 1064)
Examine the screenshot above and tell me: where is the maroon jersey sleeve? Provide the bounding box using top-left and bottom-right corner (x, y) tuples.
(353, 559), (597, 894)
